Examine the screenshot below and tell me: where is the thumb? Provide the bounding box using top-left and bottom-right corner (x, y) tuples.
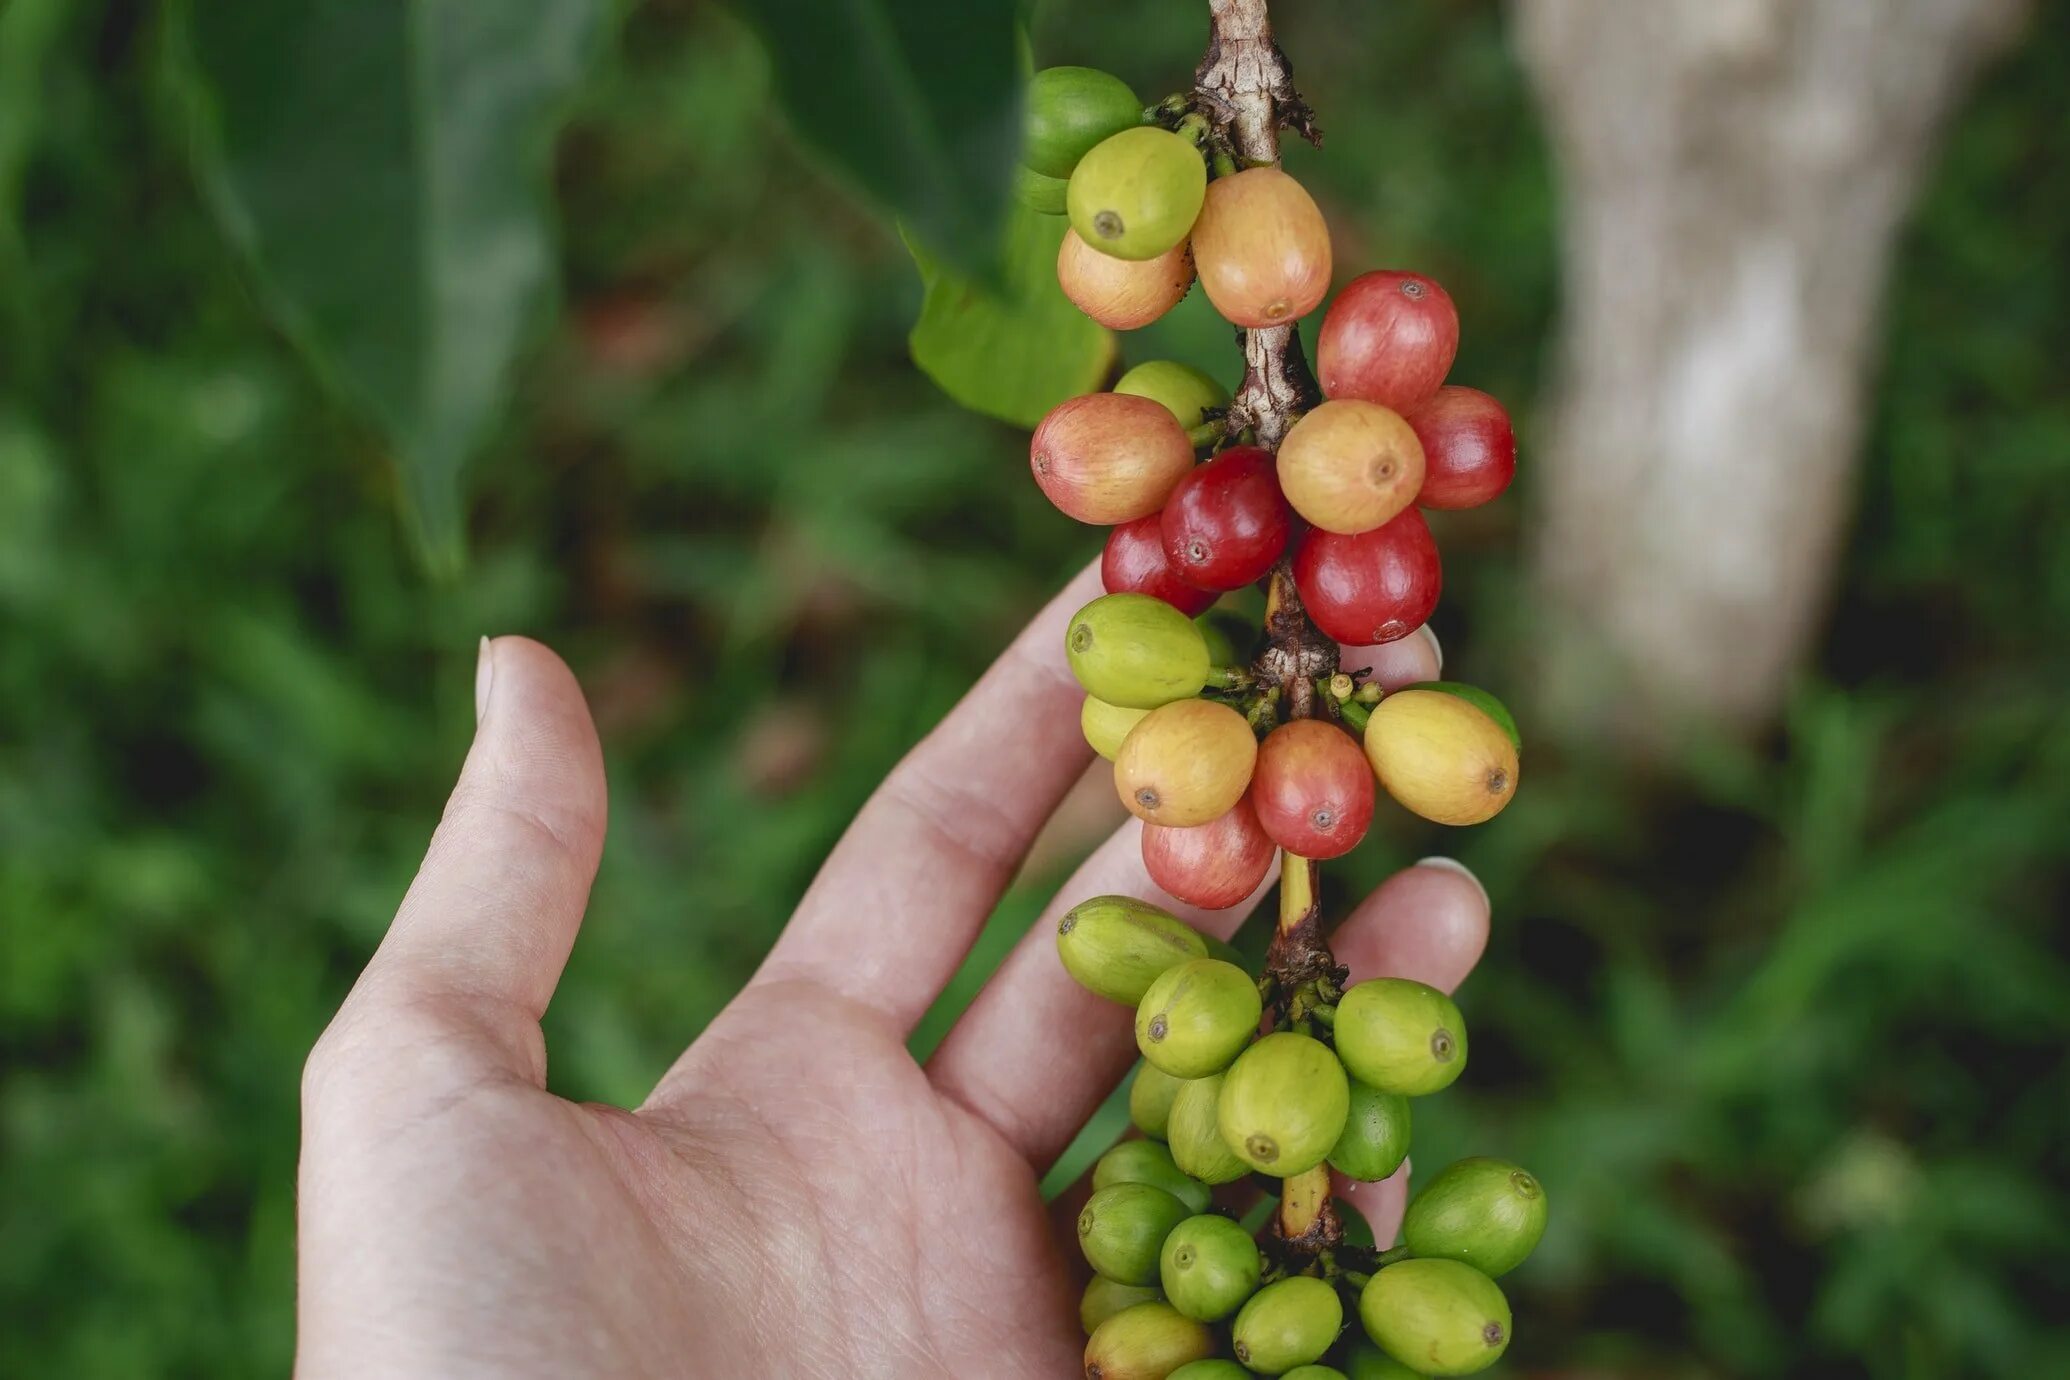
(344, 637), (609, 1081)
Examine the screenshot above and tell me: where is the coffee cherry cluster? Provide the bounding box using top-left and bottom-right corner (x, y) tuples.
(1015, 49), (1540, 1380)
(1060, 896), (1545, 1378)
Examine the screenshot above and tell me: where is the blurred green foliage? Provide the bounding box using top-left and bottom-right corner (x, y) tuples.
(1, 1), (2066, 1377)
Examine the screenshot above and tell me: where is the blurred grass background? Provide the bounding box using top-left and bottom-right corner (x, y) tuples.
(3, 0), (2067, 1375)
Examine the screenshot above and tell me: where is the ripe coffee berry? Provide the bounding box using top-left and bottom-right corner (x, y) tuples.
(1277, 398), (1427, 535)
(1160, 445), (1292, 591)
(1293, 509), (1442, 646)
(1317, 270), (1460, 410)
(1188, 166), (1333, 328)
(1104, 515), (1218, 616)
(1141, 794), (1277, 909)
(1250, 719), (1375, 859)
(1059, 230), (1196, 331)
(1032, 393), (1193, 524)
(1406, 386), (1515, 510)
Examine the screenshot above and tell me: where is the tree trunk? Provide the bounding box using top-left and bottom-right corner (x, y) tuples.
(1513, 0), (2028, 737)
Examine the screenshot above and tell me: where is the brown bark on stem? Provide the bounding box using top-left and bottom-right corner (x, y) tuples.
(1195, 0), (1346, 1264)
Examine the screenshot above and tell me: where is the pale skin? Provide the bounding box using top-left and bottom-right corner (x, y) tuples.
(295, 567), (1489, 1379)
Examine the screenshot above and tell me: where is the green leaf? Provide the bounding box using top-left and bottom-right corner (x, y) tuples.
(723, 0), (1020, 273)
(171, 0), (604, 573)
(905, 206), (1115, 429)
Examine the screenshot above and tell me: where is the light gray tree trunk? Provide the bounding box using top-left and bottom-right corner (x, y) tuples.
(1513, 0), (2029, 737)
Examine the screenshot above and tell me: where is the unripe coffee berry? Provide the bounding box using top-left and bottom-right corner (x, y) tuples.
(1166, 1072), (1250, 1185)
(1284, 1368), (1352, 1380)
(1093, 1139), (1213, 1215)
(1013, 164), (1069, 216)
(1362, 688), (1518, 826)
(1216, 1031), (1350, 1176)
(1232, 1275), (1344, 1374)
(1033, 393), (1194, 525)
(1059, 230), (1196, 331)
(1056, 894), (1210, 1006)
(1078, 1182), (1193, 1285)
(1141, 795), (1276, 911)
(1115, 360), (1229, 435)
(1128, 1062), (1187, 1141)
(1114, 699), (1258, 827)
(1401, 1157), (1548, 1277)
(1344, 1343), (1426, 1380)
(1358, 1259), (1511, 1376)
(1277, 399), (1427, 535)
(1082, 695), (1154, 762)
(1318, 269), (1460, 410)
(1084, 1300), (1216, 1380)
(1066, 593), (1211, 709)
(1135, 958), (1261, 1079)
(1081, 1276), (1164, 1336)
(1329, 1079), (1413, 1182)
(1023, 66), (1141, 180)
(1167, 1362), (1253, 1380)
(1189, 166), (1333, 328)
(1333, 977), (1467, 1097)
(1399, 681), (1521, 753)
(1068, 127), (1208, 262)
(1158, 1214), (1261, 1321)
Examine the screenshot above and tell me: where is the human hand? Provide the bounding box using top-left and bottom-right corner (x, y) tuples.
(294, 568), (1490, 1379)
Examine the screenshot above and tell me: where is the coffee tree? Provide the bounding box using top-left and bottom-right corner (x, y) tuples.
(976, 4), (1543, 1376)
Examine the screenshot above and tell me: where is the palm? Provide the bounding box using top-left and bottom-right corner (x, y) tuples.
(296, 591), (1487, 1379)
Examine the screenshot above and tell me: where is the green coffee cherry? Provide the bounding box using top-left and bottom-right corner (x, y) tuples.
(1333, 978), (1468, 1097)
(1284, 1368), (1353, 1380)
(1012, 163), (1069, 216)
(1081, 1275), (1164, 1335)
(1167, 1362), (1254, 1380)
(1129, 1062), (1186, 1141)
(1329, 1080), (1413, 1182)
(1067, 593), (1211, 708)
(1216, 1032), (1350, 1177)
(1136, 958), (1261, 1078)
(1084, 1301), (1215, 1380)
(1083, 695), (1153, 760)
(1232, 1275), (1344, 1374)
(1116, 360), (1230, 436)
(1402, 681), (1521, 753)
(1401, 1158), (1548, 1278)
(1358, 1259), (1510, 1377)
(1158, 1214), (1261, 1322)
(1023, 66), (1141, 180)
(1094, 1139), (1213, 1215)
(1078, 1182), (1194, 1286)
(1343, 1342), (1426, 1380)
(1057, 895), (1209, 1006)
(1167, 1073), (1250, 1185)
(1068, 127), (1207, 261)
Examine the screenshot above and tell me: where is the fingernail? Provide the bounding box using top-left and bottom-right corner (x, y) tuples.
(1416, 623), (1444, 675)
(474, 636), (496, 724)
(1415, 855), (1487, 911)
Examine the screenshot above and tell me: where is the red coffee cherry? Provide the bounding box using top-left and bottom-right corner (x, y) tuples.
(1103, 514), (1218, 616)
(1292, 508), (1442, 646)
(1159, 445), (1292, 591)
(1141, 795), (1277, 910)
(1316, 270), (1460, 411)
(1406, 385), (1515, 510)
(1251, 719), (1375, 859)
(1031, 393), (1194, 524)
